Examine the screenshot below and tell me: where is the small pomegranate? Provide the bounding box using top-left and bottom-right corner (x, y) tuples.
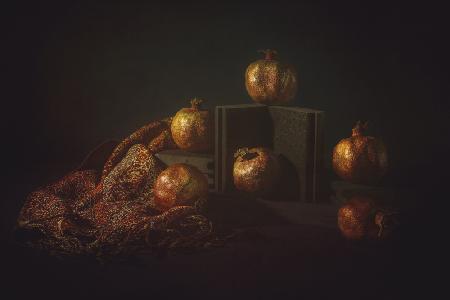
(245, 49), (298, 105)
(332, 121), (388, 184)
(337, 196), (399, 240)
(337, 196), (377, 240)
(153, 163), (208, 211)
(233, 147), (281, 194)
(170, 98), (212, 152)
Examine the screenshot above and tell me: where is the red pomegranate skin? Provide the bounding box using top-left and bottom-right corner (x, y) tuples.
(233, 147), (281, 194)
(153, 163), (208, 211)
(337, 196), (378, 240)
(332, 121), (388, 184)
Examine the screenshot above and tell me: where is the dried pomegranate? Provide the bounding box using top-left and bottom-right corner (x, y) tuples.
(245, 49), (298, 105)
(332, 121), (388, 184)
(337, 196), (377, 240)
(233, 147), (281, 194)
(153, 163), (208, 211)
(337, 196), (400, 240)
(170, 98), (212, 152)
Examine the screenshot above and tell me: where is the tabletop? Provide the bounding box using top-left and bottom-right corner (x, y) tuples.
(2, 189), (431, 300)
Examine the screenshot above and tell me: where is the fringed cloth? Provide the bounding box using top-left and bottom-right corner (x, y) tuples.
(16, 118), (222, 258)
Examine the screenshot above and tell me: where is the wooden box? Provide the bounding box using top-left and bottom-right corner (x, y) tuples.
(215, 104), (325, 203)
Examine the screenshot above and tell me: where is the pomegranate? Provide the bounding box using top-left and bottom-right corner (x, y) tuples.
(333, 121), (388, 184)
(245, 49), (298, 105)
(170, 98), (212, 152)
(153, 163), (208, 211)
(233, 147), (281, 194)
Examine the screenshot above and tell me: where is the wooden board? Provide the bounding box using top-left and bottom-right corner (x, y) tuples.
(215, 104), (272, 194)
(215, 104), (325, 202)
(268, 106), (325, 203)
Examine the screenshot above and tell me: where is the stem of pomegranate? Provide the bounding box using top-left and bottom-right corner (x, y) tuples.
(190, 98), (203, 110)
(234, 147), (249, 159)
(351, 120), (368, 137)
(258, 49), (278, 60)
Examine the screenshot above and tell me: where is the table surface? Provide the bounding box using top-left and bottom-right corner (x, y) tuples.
(1, 165), (435, 300)
(3, 191), (433, 300)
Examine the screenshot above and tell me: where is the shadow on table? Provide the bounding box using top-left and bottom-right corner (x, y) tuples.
(205, 194), (291, 229)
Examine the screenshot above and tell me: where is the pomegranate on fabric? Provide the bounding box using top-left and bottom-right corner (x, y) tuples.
(153, 163), (208, 211)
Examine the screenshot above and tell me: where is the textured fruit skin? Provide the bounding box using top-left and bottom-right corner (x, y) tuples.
(233, 147), (281, 194)
(171, 99), (212, 152)
(153, 163), (208, 211)
(245, 50), (298, 105)
(332, 121), (388, 184)
(337, 197), (378, 240)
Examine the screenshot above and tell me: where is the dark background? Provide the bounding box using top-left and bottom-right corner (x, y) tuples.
(2, 0), (446, 298)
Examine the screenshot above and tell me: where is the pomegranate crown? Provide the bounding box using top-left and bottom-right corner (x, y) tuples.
(234, 147), (250, 159)
(258, 49), (278, 60)
(190, 98), (203, 110)
(352, 121), (369, 136)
